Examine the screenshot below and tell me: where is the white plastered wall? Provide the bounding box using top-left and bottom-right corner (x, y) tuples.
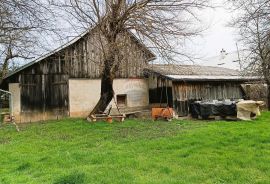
(69, 78), (149, 117)
(8, 83), (21, 118)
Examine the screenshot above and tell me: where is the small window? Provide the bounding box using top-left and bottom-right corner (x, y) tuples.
(117, 94), (127, 107)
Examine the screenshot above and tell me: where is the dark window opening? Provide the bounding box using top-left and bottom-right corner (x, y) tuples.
(117, 94), (127, 107)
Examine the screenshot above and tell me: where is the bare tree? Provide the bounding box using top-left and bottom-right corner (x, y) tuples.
(51, 0), (209, 115)
(230, 0), (270, 109)
(0, 0), (59, 80)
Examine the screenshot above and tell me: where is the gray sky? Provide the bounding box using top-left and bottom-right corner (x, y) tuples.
(41, 0), (239, 60)
(20, 1), (239, 66)
(192, 0), (238, 58)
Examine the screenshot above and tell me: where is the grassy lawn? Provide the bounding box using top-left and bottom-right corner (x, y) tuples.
(0, 113), (270, 184)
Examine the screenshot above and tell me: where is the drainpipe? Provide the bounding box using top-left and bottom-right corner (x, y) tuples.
(0, 89), (13, 116)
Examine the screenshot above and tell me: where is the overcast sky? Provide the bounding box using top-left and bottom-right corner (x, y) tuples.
(192, 0), (239, 58)
(44, 0), (239, 60)
(27, 1), (240, 65)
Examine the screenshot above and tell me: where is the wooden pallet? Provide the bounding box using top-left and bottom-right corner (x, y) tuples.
(89, 114), (126, 123)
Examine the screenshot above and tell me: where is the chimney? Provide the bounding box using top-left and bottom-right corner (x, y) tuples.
(220, 48), (227, 60)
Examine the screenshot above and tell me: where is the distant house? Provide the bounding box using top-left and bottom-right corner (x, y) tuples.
(0, 29), (155, 123)
(197, 50), (247, 70)
(144, 64), (258, 116)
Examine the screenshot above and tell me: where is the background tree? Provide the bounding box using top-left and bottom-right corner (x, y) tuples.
(230, 0), (270, 109)
(0, 0), (59, 81)
(52, 0), (209, 115)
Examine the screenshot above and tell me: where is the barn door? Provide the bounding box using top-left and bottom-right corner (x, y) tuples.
(20, 74), (69, 121)
(172, 85), (189, 117)
(44, 74), (69, 118)
(21, 74), (43, 112)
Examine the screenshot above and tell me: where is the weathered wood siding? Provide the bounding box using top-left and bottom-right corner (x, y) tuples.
(173, 82), (244, 116)
(15, 32), (151, 78)
(3, 30), (152, 122)
(20, 74), (69, 122)
(147, 74), (245, 116)
(173, 82), (243, 101)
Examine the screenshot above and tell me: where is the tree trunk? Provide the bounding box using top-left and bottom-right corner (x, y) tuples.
(267, 83), (270, 111)
(89, 61), (115, 116)
(88, 21), (119, 116)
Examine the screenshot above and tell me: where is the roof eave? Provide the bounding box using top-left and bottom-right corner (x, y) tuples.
(169, 78), (262, 82)
(4, 30), (90, 80)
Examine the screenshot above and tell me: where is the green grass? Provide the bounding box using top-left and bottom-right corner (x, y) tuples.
(0, 113), (270, 184)
(0, 108), (10, 124)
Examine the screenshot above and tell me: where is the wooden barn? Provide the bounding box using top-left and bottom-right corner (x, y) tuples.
(144, 64), (258, 117)
(0, 27), (259, 122)
(0, 29), (155, 123)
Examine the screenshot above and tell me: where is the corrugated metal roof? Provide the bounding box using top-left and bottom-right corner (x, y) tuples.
(145, 64), (260, 82)
(165, 75), (259, 81)
(147, 64), (239, 75)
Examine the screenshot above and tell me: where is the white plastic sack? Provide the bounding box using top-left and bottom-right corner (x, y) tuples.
(237, 100), (264, 120)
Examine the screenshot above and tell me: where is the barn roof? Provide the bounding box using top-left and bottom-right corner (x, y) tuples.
(4, 30), (89, 79)
(144, 64), (260, 82)
(3, 29), (156, 80)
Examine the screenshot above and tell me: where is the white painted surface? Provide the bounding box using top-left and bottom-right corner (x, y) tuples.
(8, 83), (21, 116)
(69, 78), (149, 117)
